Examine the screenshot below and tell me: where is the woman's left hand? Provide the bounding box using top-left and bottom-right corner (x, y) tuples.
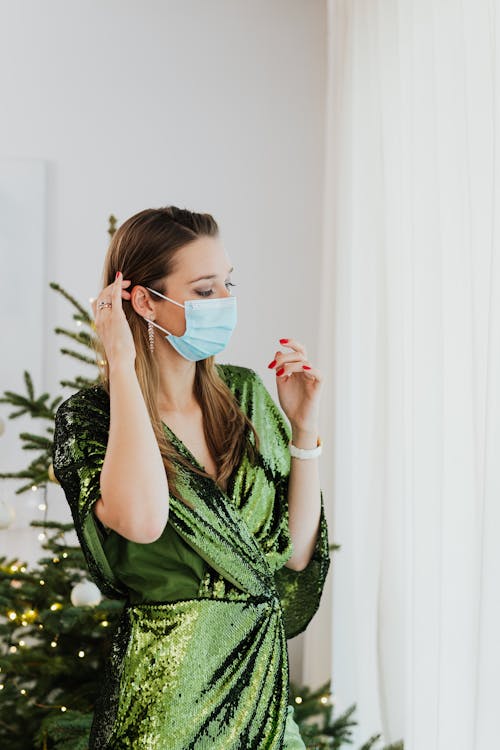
(267, 337), (324, 433)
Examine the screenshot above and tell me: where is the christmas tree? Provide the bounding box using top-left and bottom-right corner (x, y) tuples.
(0, 522), (123, 750)
(0, 216), (404, 749)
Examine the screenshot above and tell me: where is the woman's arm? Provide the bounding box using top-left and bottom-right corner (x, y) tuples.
(283, 425), (322, 571)
(94, 360), (169, 544)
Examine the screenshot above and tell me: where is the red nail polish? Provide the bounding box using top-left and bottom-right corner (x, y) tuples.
(302, 365), (311, 370)
(279, 338), (288, 344)
(268, 359), (277, 369)
(276, 367), (284, 376)
(116, 271), (121, 279)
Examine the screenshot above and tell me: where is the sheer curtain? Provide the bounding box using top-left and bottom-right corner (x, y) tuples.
(312, 1), (500, 747)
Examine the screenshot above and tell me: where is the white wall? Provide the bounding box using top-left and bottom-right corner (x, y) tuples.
(0, 0), (328, 683)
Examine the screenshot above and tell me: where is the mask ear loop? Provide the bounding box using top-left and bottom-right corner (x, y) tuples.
(144, 286), (185, 338)
(147, 318), (174, 337)
(145, 286), (185, 308)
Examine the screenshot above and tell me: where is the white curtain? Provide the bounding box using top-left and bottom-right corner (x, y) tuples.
(312, 1), (500, 747)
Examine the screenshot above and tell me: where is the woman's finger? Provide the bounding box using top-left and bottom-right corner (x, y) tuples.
(271, 352), (307, 370)
(277, 337), (307, 359)
(111, 272), (124, 311)
(276, 361), (323, 382)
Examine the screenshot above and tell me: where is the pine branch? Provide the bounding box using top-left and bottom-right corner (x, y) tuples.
(59, 377), (100, 390)
(49, 282), (92, 322)
(19, 433), (53, 450)
(29, 521), (76, 532)
(53, 327), (96, 348)
(25, 371), (34, 400)
(0, 387), (56, 421)
(58, 349), (97, 367)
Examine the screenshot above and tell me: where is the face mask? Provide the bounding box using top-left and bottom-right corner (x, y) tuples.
(144, 286), (237, 362)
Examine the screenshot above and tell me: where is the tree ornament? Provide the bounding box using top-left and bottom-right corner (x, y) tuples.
(70, 580), (102, 607)
(0, 498), (15, 529)
(47, 461), (59, 484)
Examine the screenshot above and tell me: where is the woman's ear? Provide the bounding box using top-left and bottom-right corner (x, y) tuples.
(129, 285), (155, 319)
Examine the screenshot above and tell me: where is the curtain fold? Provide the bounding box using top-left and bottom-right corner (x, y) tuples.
(315, 1), (500, 747)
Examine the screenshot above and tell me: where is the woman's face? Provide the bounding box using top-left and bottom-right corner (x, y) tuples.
(149, 235), (235, 337)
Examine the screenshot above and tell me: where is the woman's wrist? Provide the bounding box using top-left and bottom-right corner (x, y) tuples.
(290, 426), (320, 450)
(108, 356), (137, 379)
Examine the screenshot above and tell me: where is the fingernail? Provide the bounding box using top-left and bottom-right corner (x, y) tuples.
(268, 359), (277, 369)
(276, 367), (284, 376)
(279, 338), (288, 344)
(116, 271), (121, 279)
(302, 365), (311, 370)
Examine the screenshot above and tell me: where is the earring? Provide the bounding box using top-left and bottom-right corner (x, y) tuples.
(148, 318), (155, 353)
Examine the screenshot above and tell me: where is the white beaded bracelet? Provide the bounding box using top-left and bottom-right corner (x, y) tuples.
(289, 436), (322, 459)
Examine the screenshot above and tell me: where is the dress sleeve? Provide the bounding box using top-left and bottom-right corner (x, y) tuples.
(249, 369), (331, 640)
(52, 386), (127, 600)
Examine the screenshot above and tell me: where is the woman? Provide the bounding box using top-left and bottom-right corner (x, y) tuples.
(52, 206), (330, 749)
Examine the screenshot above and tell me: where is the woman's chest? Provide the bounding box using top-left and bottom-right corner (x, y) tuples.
(161, 409), (225, 489)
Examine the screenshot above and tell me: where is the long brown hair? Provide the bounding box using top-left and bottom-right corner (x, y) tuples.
(93, 206), (260, 507)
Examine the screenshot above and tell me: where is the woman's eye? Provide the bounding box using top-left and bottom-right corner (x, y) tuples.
(197, 282), (236, 297)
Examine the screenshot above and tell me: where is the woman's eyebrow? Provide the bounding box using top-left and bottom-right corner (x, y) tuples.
(189, 266), (234, 283)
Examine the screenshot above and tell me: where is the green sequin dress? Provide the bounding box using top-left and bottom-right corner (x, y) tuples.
(52, 363), (330, 749)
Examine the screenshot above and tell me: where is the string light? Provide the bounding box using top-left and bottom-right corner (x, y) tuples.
(50, 641), (57, 648)
(61, 706), (67, 712)
(7, 611), (17, 621)
(320, 696), (328, 704)
(52, 557), (60, 564)
(11, 565), (18, 572)
(50, 603), (62, 611)
(78, 650), (85, 658)
(20, 689), (27, 695)
(38, 533), (46, 542)
(9, 646), (17, 653)
(39, 579), (45, 585)
(295, 696), (303, 704)
(62, 552), (68, 558)
(38, 503), (47, 511)
(101, 620), (109, 627)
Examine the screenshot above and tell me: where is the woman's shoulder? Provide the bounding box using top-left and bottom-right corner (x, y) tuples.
(216, 363), (284, 422)
(54, 383), (110, 426)
(215, 362), (256, 381)
(215, 362), (262, 399)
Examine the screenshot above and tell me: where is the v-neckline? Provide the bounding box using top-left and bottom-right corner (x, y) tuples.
(161, 420), (235, 498)
(159, 364), (236, 498)
(161, 420), (206, 472)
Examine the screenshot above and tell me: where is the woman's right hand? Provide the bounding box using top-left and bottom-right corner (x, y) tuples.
(91, 272), (136, 369)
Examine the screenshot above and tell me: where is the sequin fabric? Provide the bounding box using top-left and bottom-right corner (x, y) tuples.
(52, 363), (330, 749)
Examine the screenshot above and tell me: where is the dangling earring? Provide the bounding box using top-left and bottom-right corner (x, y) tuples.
(148, 317), (155, 353)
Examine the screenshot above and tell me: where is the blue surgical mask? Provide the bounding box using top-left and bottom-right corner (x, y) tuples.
(144, 286), (237, 361)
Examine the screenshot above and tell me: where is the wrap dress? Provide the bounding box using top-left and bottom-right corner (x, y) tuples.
(52, 363), (330, 749)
